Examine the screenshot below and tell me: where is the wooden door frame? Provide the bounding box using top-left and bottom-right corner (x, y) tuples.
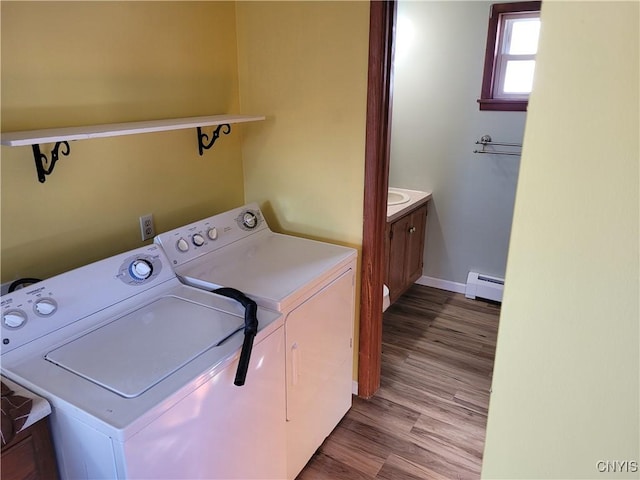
(358, 0), (396, 399)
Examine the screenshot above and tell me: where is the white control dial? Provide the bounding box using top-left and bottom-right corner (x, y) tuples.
(243, 212), (258, 229)
(207, 227), (218, 240)
(192, 233), (205, 247)
(3, 310), (27, 329)
(130, 259), (153, 280)
(34, 298), (57, 316)
(177, 237), (189, 252)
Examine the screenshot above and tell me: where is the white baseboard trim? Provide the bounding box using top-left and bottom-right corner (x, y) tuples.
(352, 380), (358, 396)
(415, 275), (466, 294)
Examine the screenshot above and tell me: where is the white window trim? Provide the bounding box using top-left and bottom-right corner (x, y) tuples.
(493, 11), (540, 99)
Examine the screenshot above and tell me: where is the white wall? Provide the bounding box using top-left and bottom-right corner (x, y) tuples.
(482, 1), (639, 478)
(390, 1), (525, 285)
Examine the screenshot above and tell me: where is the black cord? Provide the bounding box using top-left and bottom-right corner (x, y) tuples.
(8, 278), (42, 293)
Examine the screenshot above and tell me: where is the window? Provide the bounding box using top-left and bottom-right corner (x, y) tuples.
(478, 2), (541, 111)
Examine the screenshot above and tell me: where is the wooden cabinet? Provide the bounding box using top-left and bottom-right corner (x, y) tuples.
(1, 417), (59, 480)
(384, 203), (428, 305)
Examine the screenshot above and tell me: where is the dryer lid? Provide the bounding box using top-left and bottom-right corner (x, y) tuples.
(178, 232), (356, 310)
(44, 295), (243, 398)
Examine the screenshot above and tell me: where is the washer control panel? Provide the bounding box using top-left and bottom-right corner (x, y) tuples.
(1, 244), (174, 354)
(2, 295), (59, 328)
(1, 282), (62, 336)
(155, 203), (268, 266)
(117, 254), (162, 285)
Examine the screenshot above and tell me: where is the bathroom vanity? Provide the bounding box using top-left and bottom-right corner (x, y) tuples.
(385, 188), (432, 305)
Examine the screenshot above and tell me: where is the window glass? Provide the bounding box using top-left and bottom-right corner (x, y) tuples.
(503, 60), (536, 93)
(478, 2), (541, 111)
(507, 18), (540, 55)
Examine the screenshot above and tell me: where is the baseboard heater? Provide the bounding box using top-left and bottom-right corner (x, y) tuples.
(465, 272), (504, 302)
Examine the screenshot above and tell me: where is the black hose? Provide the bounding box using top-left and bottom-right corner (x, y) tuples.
(8, 278), (42, 293)
(235, 332), (256, 386)
(213, 287), (259, 386)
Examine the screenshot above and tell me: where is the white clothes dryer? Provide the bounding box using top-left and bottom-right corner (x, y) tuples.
(1, 244), (285, 479)
(155, 203), (357, 479)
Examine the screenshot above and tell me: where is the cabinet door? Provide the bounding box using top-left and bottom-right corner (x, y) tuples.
(387, 204), (428, 304)
(387, 214), (411, 302)
(406, 205), (427, 284)
(0, 419), (59, 480)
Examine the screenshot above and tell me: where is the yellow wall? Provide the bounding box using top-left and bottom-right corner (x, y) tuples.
(2, 0), (370, 379)
(235, 2), (370, 377)
(235, 1), (368, 245)
(482, 1), (639, 478)
(1, 1), (245, 281)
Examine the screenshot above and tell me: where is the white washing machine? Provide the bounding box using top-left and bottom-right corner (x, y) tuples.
(0, 244), (286, 479)
(155, 203), (357, 479)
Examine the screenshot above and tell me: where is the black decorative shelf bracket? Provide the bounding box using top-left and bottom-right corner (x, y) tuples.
(197, 124), (231, 156)
(32, 141), (71, 183)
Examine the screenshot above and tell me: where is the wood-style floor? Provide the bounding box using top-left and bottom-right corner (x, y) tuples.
(297, 284), (500, 480)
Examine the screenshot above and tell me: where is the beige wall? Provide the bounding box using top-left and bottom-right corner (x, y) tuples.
(235, 1), (370, 377)
(482, 1), (639, 478)
(1, 1), (245, 281)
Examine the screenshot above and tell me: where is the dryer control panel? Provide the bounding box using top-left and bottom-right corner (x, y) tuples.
(155, 203), (269, 267)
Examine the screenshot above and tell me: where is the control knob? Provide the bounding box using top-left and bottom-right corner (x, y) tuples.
(242, 212), (258, 229)
(34, 298), (57, 316)
(192, 233), (205, 247)
(3, 310), (27, 329)
(207, 227), (218, 240)
(176, 237), (189, 252)
(130, 259), (153, 281)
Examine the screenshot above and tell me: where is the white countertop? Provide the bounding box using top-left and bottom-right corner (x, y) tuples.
(387, 187), (432, 223)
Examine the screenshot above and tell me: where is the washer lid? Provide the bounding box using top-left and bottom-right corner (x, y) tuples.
(44, 295), (244, 398)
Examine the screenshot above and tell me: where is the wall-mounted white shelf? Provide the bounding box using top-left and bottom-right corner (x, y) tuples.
(0, 114), (266, 146)
(0, 114), (265, 183)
